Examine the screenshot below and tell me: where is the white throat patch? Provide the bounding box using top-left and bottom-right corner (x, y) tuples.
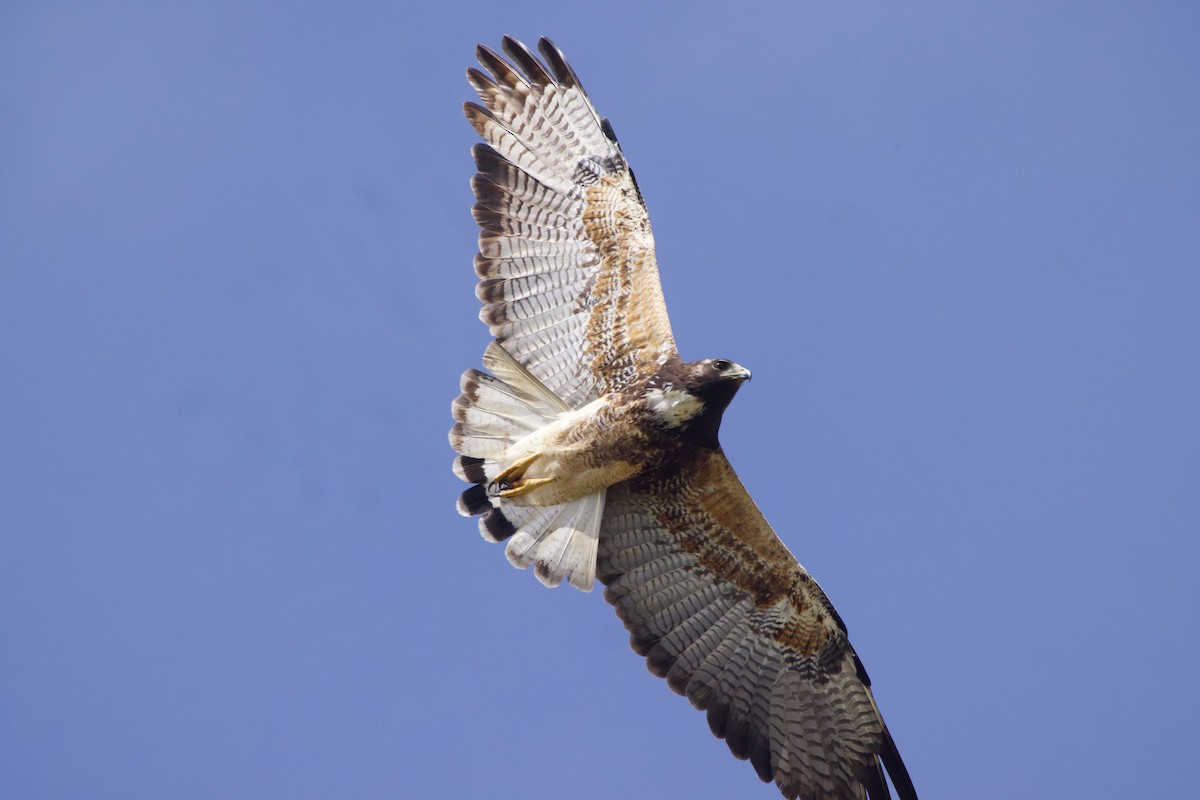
(645, 386), (705, 429)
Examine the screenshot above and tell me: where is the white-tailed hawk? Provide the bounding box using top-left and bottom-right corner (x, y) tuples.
(449, 36), (919, 800)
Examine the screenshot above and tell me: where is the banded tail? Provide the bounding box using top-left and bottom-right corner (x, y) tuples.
(450, 342), (607, 591)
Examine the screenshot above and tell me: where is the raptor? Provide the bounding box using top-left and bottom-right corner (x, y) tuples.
(450, 36), (919, 800)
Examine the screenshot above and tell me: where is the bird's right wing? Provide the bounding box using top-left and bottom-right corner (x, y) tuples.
(465, 36), (678, 410)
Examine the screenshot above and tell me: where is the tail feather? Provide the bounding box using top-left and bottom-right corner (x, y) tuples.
(457, 483), (492, 516)
(452, 375), (543, 436)
(452, 455), (489, 484)
(449, 365), (552, 458)
(480, 340), (569, 415)
(450, 341), (604, 591)
(506, 491), (605, 590)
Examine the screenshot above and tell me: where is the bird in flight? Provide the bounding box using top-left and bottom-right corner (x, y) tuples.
(449, 35), (919, 800)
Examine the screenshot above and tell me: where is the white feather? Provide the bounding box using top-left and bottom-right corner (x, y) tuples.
(452, 341), (605, 591)
(505, 491), (605, 591)
(645, 386), (705, 428)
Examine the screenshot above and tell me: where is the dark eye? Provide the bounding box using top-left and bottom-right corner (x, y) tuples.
(711, 359), (731, 372)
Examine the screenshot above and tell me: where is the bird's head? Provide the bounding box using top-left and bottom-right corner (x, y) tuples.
(645, 358), (751, 445)
(695, 358), (753, 385)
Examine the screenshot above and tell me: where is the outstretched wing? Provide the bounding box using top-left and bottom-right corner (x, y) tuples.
(465, 36), (677, 409)
(599, 448), (917, 800)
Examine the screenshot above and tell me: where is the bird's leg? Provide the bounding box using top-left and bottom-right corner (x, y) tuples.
(489, 453), (554, 499)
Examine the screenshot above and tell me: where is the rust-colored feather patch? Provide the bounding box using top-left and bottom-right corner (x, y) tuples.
(580, 168), (676, 390)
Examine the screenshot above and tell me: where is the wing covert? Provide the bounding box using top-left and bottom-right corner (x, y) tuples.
(598, 449), (916, 800)
(465, 37), (677, 409)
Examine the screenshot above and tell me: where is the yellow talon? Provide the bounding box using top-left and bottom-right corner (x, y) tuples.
(490, 453), (554, 498)
(493, 453), (538, 483)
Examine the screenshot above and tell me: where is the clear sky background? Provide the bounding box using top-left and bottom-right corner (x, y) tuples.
(2, 3), (1197, 798)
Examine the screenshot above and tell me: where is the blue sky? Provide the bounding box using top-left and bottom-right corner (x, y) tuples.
(2, 3), (1198, 798)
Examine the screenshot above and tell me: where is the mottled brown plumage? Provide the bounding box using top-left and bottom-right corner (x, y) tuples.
(449, 36), (918, 800)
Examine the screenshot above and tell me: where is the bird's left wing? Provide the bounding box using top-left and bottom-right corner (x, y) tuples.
(599, 448), (917, 800)
(465, 36), (677, 409)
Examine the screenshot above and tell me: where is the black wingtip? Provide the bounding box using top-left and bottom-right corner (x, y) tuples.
(879, 724), (918, 800)
(723, 714), (752, 762)
(863, 755), (891, 800)
(600, 117), (619, 144)
(501, 35), (553, 85)
(747, 727), (774, 784)
(466, 66), (495, 92)
(474, 44), (506, 79)
(470, 142), (501, 171)
(537, 37), (582, 90)
(462, 101), (497, 131)
(705, 701), (730, 742)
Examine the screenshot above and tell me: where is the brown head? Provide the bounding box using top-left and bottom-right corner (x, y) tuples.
(644, 358), (752, 447)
